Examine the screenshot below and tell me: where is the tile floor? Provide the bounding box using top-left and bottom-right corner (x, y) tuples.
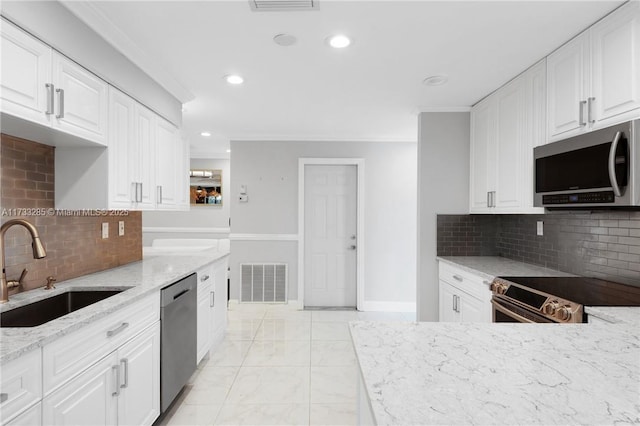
(157, 303), (414, 426)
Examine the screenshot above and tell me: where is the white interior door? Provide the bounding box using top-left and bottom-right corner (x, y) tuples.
(304, 165), (357, 308)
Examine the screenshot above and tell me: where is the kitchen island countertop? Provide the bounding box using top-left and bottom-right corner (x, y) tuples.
(350, 321), (639, 425)
(0, 250), (228, 364)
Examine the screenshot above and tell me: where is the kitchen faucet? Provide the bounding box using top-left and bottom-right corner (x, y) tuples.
(0, 219), (47, 303)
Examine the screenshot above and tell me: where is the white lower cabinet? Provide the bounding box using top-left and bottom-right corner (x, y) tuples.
(196, 257), (229, 364)
(438, 262), (492, 323)
(0, 349), (42, 425)
(43, 322), (160, 426)
(5, 402), (41, 426)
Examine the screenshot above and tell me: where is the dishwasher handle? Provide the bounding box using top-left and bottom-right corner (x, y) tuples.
(161, 273), (196, 307)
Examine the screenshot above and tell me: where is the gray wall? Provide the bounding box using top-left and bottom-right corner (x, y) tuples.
(1, 1), (182, 126)
(229, 140), (417, 306)
(142, 158), (230, 246)
(417, 112), (470, 321)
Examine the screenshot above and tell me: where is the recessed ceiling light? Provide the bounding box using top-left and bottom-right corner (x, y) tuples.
(327, 34), (351, 49)
(201, 131), (211, 137)
(273, 33), (297, 47)
(226, 149), (231, 153)
(423, 75), (449, 86)
(225, 74), (244, 85)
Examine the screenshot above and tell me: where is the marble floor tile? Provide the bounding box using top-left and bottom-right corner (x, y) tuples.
(225, 319), (263, 340)
(214, 403), (309, 425)
(254, 319), (312, 341)
(244, 340), (311, 366)
(164, 403), (222, 426)
(208, 340), (253, 366)
(226, 366), (310, 404)
(264, 308), (312, 321)
(356, 311), (411, 322)
(311, 321), (352, 341)
(183, 366), (240, 404)
(311, 340), (357, 366)
(310, 366), (358, 404)
(311, 310), (359, 322)
(309, 403), (357, 426)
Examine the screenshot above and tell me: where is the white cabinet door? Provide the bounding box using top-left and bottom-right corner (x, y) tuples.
(0, 19), (51, 127)
(212, 259), (228, 342)
(117, 323), (160, 426)
(196, 274), (213, 364)
(469, 98), (495, 213)
(108, 88), (136, 209)
(43, 352), (118, 426)
(135, 104), (157, 210)
(459, 292), (490, 323)
(494, 78), (525, 210)
(6, 402), (41, 426)
(155, 118), (179, 209)
(547, 32), (590, 139)
(51, 53), (108, 146)
(438, 281), (459, 322)
(591, 1), (640, 124)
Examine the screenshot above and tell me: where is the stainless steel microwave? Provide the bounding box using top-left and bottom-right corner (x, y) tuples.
(534, 119), (639, 208)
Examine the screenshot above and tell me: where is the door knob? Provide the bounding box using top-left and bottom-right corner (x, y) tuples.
(348, 245), (357, 250)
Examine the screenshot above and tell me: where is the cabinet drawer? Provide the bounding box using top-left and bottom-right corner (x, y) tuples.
(5, 401), (41, 426)
(438, 262), (491, 301)
(0, 349), (42, 424)
(43, 292), (159, 396)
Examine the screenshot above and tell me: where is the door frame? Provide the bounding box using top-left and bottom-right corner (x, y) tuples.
(297, 158), (365, 310)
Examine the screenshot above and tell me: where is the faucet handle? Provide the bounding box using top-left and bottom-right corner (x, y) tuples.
(45, 276), (56, 290)
(7, 269), (28, 289)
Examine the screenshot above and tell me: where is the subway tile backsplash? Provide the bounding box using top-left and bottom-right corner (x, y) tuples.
(437, 211), (640, 287)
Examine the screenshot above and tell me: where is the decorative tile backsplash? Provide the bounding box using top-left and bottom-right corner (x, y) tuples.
(437, 211), (640, 287)
(1, 134), (142, 293)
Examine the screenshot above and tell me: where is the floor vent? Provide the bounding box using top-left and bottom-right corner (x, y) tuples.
(240, 263), (288, 303)
(249, 0), (319, 12)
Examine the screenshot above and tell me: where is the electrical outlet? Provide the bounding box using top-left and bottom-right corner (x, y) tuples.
(102, 222), (109, 239)
(537, 221), (544, 236)
(118, 221), (125, 236)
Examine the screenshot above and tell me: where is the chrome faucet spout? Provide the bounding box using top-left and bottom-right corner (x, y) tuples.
(1, 219), (47, 303)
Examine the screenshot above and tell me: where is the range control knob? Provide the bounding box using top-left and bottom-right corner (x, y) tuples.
(543, 300), (559, 316)
(556, 305), (572, 322)
(490, 282), (507, 295)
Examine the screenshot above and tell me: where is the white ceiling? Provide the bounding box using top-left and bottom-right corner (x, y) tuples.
(63, 0), (624, 157)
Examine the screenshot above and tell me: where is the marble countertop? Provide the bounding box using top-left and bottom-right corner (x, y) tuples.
(437, 256), (574, 282)
(0, 250), (229, 364)
(350, 321), (640, 425)
(585, 306), (640, 324)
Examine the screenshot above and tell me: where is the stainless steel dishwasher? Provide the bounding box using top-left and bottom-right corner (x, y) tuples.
(160, 273), (197, 413)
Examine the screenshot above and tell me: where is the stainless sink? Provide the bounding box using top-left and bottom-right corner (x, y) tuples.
(0, 290), (128, 327)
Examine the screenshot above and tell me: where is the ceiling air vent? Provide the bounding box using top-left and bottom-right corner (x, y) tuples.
(249, 0), (319, 12)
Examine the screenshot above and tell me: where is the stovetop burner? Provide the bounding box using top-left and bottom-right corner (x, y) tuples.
(497, 276), (640, 307)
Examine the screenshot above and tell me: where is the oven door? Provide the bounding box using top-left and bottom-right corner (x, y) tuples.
(491, 296), (555, 323)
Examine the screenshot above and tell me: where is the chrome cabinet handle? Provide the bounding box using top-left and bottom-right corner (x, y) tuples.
(579, 100), (587, 126)
(157, 186), (162, 204)
(55, 88), (64, 119)
(0, 393), (8, 403)
(210, 291), (215, 307)
(452, 294), (457, 312)
(138, 182), (143, 202)
(45, 83), (55, 114)
(348, 245), (357, 250)
(608, 131), (623, 197)
(452, 275), (463, 282)
(112, 365), (120, 396)
(487, 191), (491, 208)
(131, 182), (137, 203)
(200, 274), (210, 282)
(107, 322), (129, 337)
(120, 358), (128, 389)
(587, 97), (595, 124)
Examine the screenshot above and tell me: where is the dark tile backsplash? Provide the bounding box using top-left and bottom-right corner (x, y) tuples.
(437, 211), (640, 287)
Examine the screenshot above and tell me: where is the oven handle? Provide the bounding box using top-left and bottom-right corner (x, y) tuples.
(608, 131), (623, 197)
(491, 299), (536, 323)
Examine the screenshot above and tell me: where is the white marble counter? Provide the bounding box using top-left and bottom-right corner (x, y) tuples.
(0, 250), (229, 364)
(585, 306), (640, 325)
(350, 321), (640, 425)
(437, 256), (574, 281)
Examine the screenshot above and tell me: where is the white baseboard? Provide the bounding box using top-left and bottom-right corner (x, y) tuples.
(359, 301), (416, 312)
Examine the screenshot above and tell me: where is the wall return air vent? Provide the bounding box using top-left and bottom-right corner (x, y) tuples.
(240, 263), (288, 303)
(249, 0), (319, 12)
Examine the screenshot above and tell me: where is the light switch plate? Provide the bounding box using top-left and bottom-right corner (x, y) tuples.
(536, 221), (544, 236)
(239, 194), (248, 202)
(102, 222), (109, 239)
(118, 221), (125, 236)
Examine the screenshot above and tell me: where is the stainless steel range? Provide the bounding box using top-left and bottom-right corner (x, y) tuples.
(490, 276), (640, 323)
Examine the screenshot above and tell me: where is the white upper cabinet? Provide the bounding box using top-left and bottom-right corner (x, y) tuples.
(547, 1), (640, 141)
(51, 53), (108, 145)
(0, 19), (51, 127)
(470, 60), (545, 214)
(136, 104), (158, 209)
(108, 88), (137, 209)
(155, 118), (181, 209)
